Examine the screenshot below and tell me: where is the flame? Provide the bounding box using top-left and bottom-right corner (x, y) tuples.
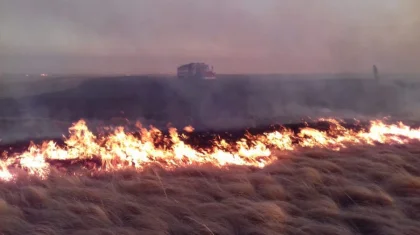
(1, 118), (420, 181)
(184, 125), (194, 133)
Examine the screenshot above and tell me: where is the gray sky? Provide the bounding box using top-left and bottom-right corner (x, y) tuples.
(0, 0), (419, 74)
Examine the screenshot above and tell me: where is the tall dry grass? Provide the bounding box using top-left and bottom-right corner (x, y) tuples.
(1, 144), (420, 235)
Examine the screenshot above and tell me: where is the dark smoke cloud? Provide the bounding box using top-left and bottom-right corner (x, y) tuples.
(0, 0), (419, 74)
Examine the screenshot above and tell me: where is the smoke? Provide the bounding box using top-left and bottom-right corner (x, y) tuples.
(0, 0), (419, 74)
(328, 0), (420, 73)
(1, 1), (420, 143)
(2, 73), (420, 144)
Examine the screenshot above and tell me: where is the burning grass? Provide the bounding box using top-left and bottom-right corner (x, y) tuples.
(1, 118), (420, 234)
(1, 145), (420, 234)
(1, 118), (420, 181)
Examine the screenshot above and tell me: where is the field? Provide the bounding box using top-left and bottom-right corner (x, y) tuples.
(1, 145), (420, 235)
(1, 74), (420, 234)
(1, 74), (420, 143)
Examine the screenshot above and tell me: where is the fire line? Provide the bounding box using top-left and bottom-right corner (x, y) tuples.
(1, 118), (420, 182)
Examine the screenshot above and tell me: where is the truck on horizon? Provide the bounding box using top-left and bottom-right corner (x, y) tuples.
(177, 62), (216, 80)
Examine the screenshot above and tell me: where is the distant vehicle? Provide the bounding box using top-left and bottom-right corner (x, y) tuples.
(177, 62), (216, 80)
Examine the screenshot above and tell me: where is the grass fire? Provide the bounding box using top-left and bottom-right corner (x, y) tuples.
(2, 0), (420, 232)
(1, 118), (419, 182)
(2, 73), (420, 235)
(2, 77), (420, 234)
(1, 117), (420, 234)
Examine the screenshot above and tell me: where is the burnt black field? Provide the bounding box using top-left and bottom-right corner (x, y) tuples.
(0, 74), (419, 143)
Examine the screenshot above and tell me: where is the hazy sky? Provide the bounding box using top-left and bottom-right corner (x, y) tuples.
(0, 0), (419, 74)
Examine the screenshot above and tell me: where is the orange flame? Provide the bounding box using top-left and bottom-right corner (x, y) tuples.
(1, 119), (420, 181)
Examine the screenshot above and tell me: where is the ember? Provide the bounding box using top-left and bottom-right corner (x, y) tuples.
(1, 118), (420, 181)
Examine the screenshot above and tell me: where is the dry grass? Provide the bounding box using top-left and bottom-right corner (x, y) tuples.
(1, 144), (420, 235)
